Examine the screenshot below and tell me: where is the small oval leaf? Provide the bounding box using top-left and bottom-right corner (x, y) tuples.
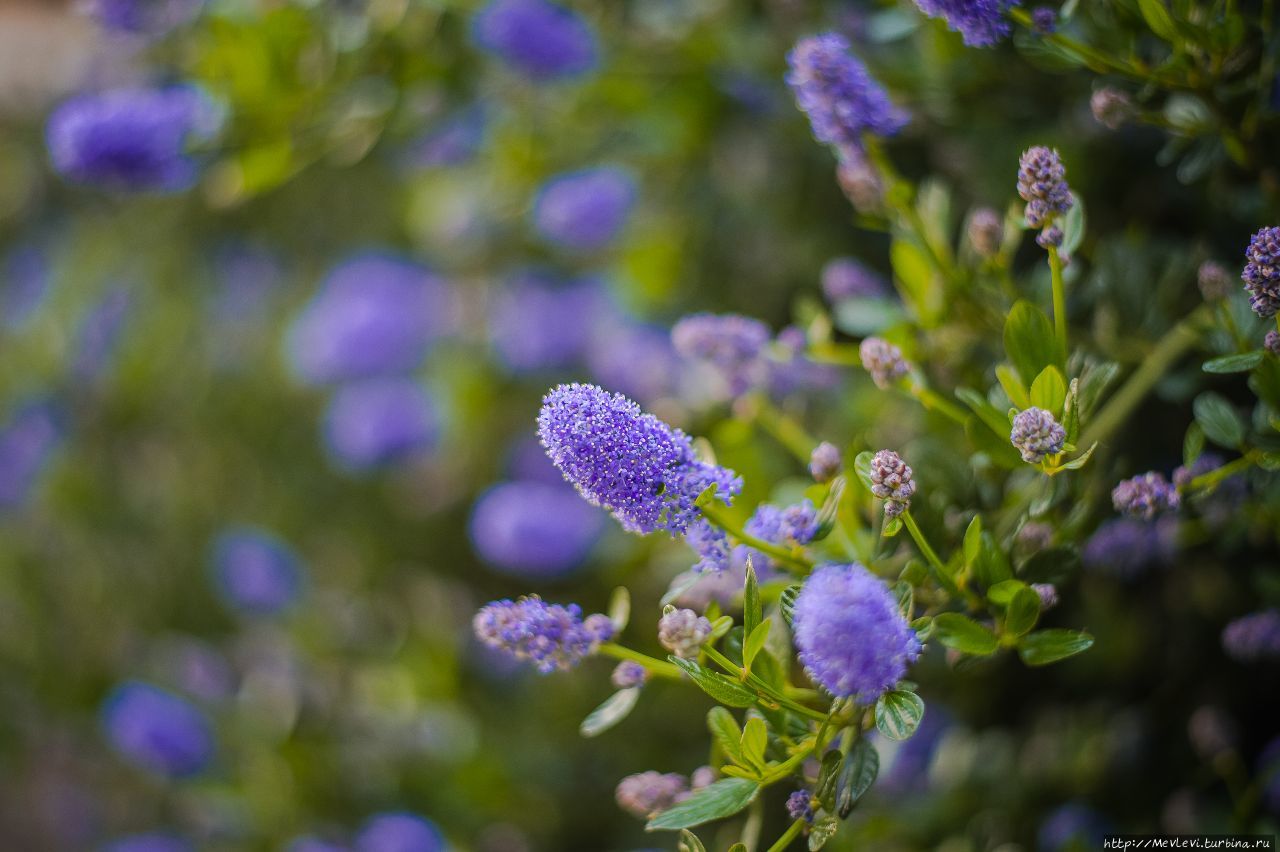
(875, 690), (925, 741)
(645, 778), (760, 831)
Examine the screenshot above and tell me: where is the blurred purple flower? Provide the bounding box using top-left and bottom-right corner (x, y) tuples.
(504, 435), (568, 485)
(585, 320), (681, 405)
(0, 398), (65, 511)
(209, 243), (282, 322)
(913, 0), (1019, 47)
(615, 771), (688, 819)
(532, 167), (636, 252)
(472, 0), (598, 81)
(101, 833), (195, 852)
(468, 481), (605, 577)
(1083, 518), (1177, 579)
(160, 638), (236, 702)
(880, 705), (952, 792)
(1037, 803), (1109, 852)
(672, 313), (770, 397)
(286, 254), (454, 385)
(355, 812), (444, 852)
(489, 271), (605, 371)
(821, 257), (887, 303)
(1, 245), (52, 330)
(322, 378), (441, 472)
(1222, 610), (1280, 662)
(402, 107), (486, 170)
(209, 526), (304, 616)
(83, 0), (204, 34)
(72, 287), (131, 381)
(47, 85), (222, 193)
(473, 595), (613, 673)
(100, 681), (215, 778)
(1242, 226), (1280, 318)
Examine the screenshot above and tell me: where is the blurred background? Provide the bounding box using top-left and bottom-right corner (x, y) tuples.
(0, 0), (1278, 850)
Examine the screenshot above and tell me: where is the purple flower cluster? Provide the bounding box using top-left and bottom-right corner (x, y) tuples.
(1083, 518), (1177, 579)
(810, 441), (843, 482)
(584, 320), (682, 405)
(611, 661), (649, 689)
(615, 771), (688, 819)
(1010, 407), (1066, 464)
(870, 449), (915, 518)
(468, 481), (605, 578)
(1242, 225), (1280, 318)
(786, 33), (908, 159)
(537, 383), (742, 536)
(47, 85), (222, 193)
(821, 257), (888, 304)
(786, 790), (815, 822)
(687, 520), (732, 574)
(209, 526), (304, 616)
(1112, 472), (1180, 520)
(671, 313), (771, 396)
(402, 107), (486, 170)
(912, 0), (1019, 47)
(1221, 610), (1280, 662)
(741, 500), (819, 570)
(793, 563), (921, 700)
(354, 812), (445, 852)
(472, 0), (598, 81)
(84, 0), (204, 34)
(1031, 6), (1057, 33)
(532, 167), (636, 252)
(1266, 330), (1280, 356)
(1017, 146), (1073, 229)
(658, 608), (713, 658)
(859, 337), (909, 389)
(100, 681), (215, 778)
(489, 271), (605, 372)
(472, 596), (613, 673)
(286, 254), (454, 385)
(322, 378), (441, 471)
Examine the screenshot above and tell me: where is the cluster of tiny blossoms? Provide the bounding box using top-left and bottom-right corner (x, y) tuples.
(1242, 225), (1280, 318)
(912, 0), (1020, 47)
(1017, 146), (1073, 232)
(1112, 472), (1180, 520)
(870, 449), (916, 518)
(537, 383), (742, 536)
(1010, 407), (1066, 464)
(859, 337), (909, 389)
(473, 596), (613, 673)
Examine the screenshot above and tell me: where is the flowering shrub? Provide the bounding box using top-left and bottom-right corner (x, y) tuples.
(1, 0), (1279, 849)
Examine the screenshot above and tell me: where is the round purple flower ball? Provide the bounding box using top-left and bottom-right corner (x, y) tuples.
(821, 257), (888, 303)
(355, 811), (444, 852)
(489, 272), (604, 372)
(209, 526), (304, 616)
(46, 85), (222, 193)
(615, 771), (688, 819)
(472, 0), (598, 81)
(792, 563), (921, 701)
(321, 378), (441, 472)
(1010, 407), (1066, 464)
(869, 449), (915, 518)
(810, 441), (843, 483)
(1112, 472), (1180, 520)
(285, 254), (454, 385)
(532, 167), (636, 252)
(1221, 610), (1280, 662)
(468, 481), (605, 578)
(100, 681), (215, 778)
(611, 660), (649, 689)
(859, 337), (909, 389)
(786, 790), (814, 822)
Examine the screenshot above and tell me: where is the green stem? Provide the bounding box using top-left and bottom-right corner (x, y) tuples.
(598, 644), (684, 681)
(754, 398), (818, 465)
(908, 381), (971, 427)
(764, 819), (806, 852)
(902, 510), (948, 575)
(702, 646), (829, 722)
(700, 501), (813, 572)
(1185, 454), (1257, 494)
(1009, 8), (1181, 86)
(1079, 306), (1209, 448)
(1048, 246), (1068, 357)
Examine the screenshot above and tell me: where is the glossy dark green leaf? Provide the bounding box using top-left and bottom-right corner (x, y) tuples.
(814, 749), (843, 810)
(1004, 586), (1041, 637)
(670, 657), (758, 708)
(835, 738), (879, 817)
(875, 690), (925, 741)
(707, 707), (745, 765)
(780, 584), (802, 629)
(1017, 629), (1095, 666)
(645, 778), (760, 831)
(932, 613), (999, 656)
(1203, 352), (1263, 374)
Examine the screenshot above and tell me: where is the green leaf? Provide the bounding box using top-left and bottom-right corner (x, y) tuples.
(608, 586), (631, 632)
(670, 657), (758, 708)
(882, 516), (903, 538)
(986, 578), (1028, 606)
(580, 688), (641, 737)
(1055, 441), (1098, 471)
(744, 560), (762, 639)
(995, 365), (1031, 410)
(1059, 194), (1086, 256)
(728, 846), (747, 852)
(743, 619), (772, 670)
(678, 830), (707, 852)
(890, 580), (914, 620)
(1017, 629), (1095, 666)
(808, 815), (840, 850)
(836, 738), (879, 817)
(707, 707), (745, 765)
(814, 750), (843, 811)
(832, 297), (907, 336)
(962, 515), (982, 567)
(740, 717), (769, 771)
(891, 239), (943, 326)
(1004, 300), (1062, 385)
(1194, 392), (1245, 449)
(1183, 422), (1205, 467)
(1138, 0), (1179, 40)
(1019, 546), (1081, 585)
(1203, 352), (1263, 374)
(1078, 361), (1121, 415)
(957, 386), (1013, 438)
(853, 451), (875, 492)
(1030, 366), (1068, 415)
(780, 585), (802, 629)
(932, 613), (999, 656)
(875, 690), (925, 741)
(707, 615), (735, 643)
(1062, 378), (1080, 443)
(1004, 587), (1042, 637)
(646, 778), (760, 831)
